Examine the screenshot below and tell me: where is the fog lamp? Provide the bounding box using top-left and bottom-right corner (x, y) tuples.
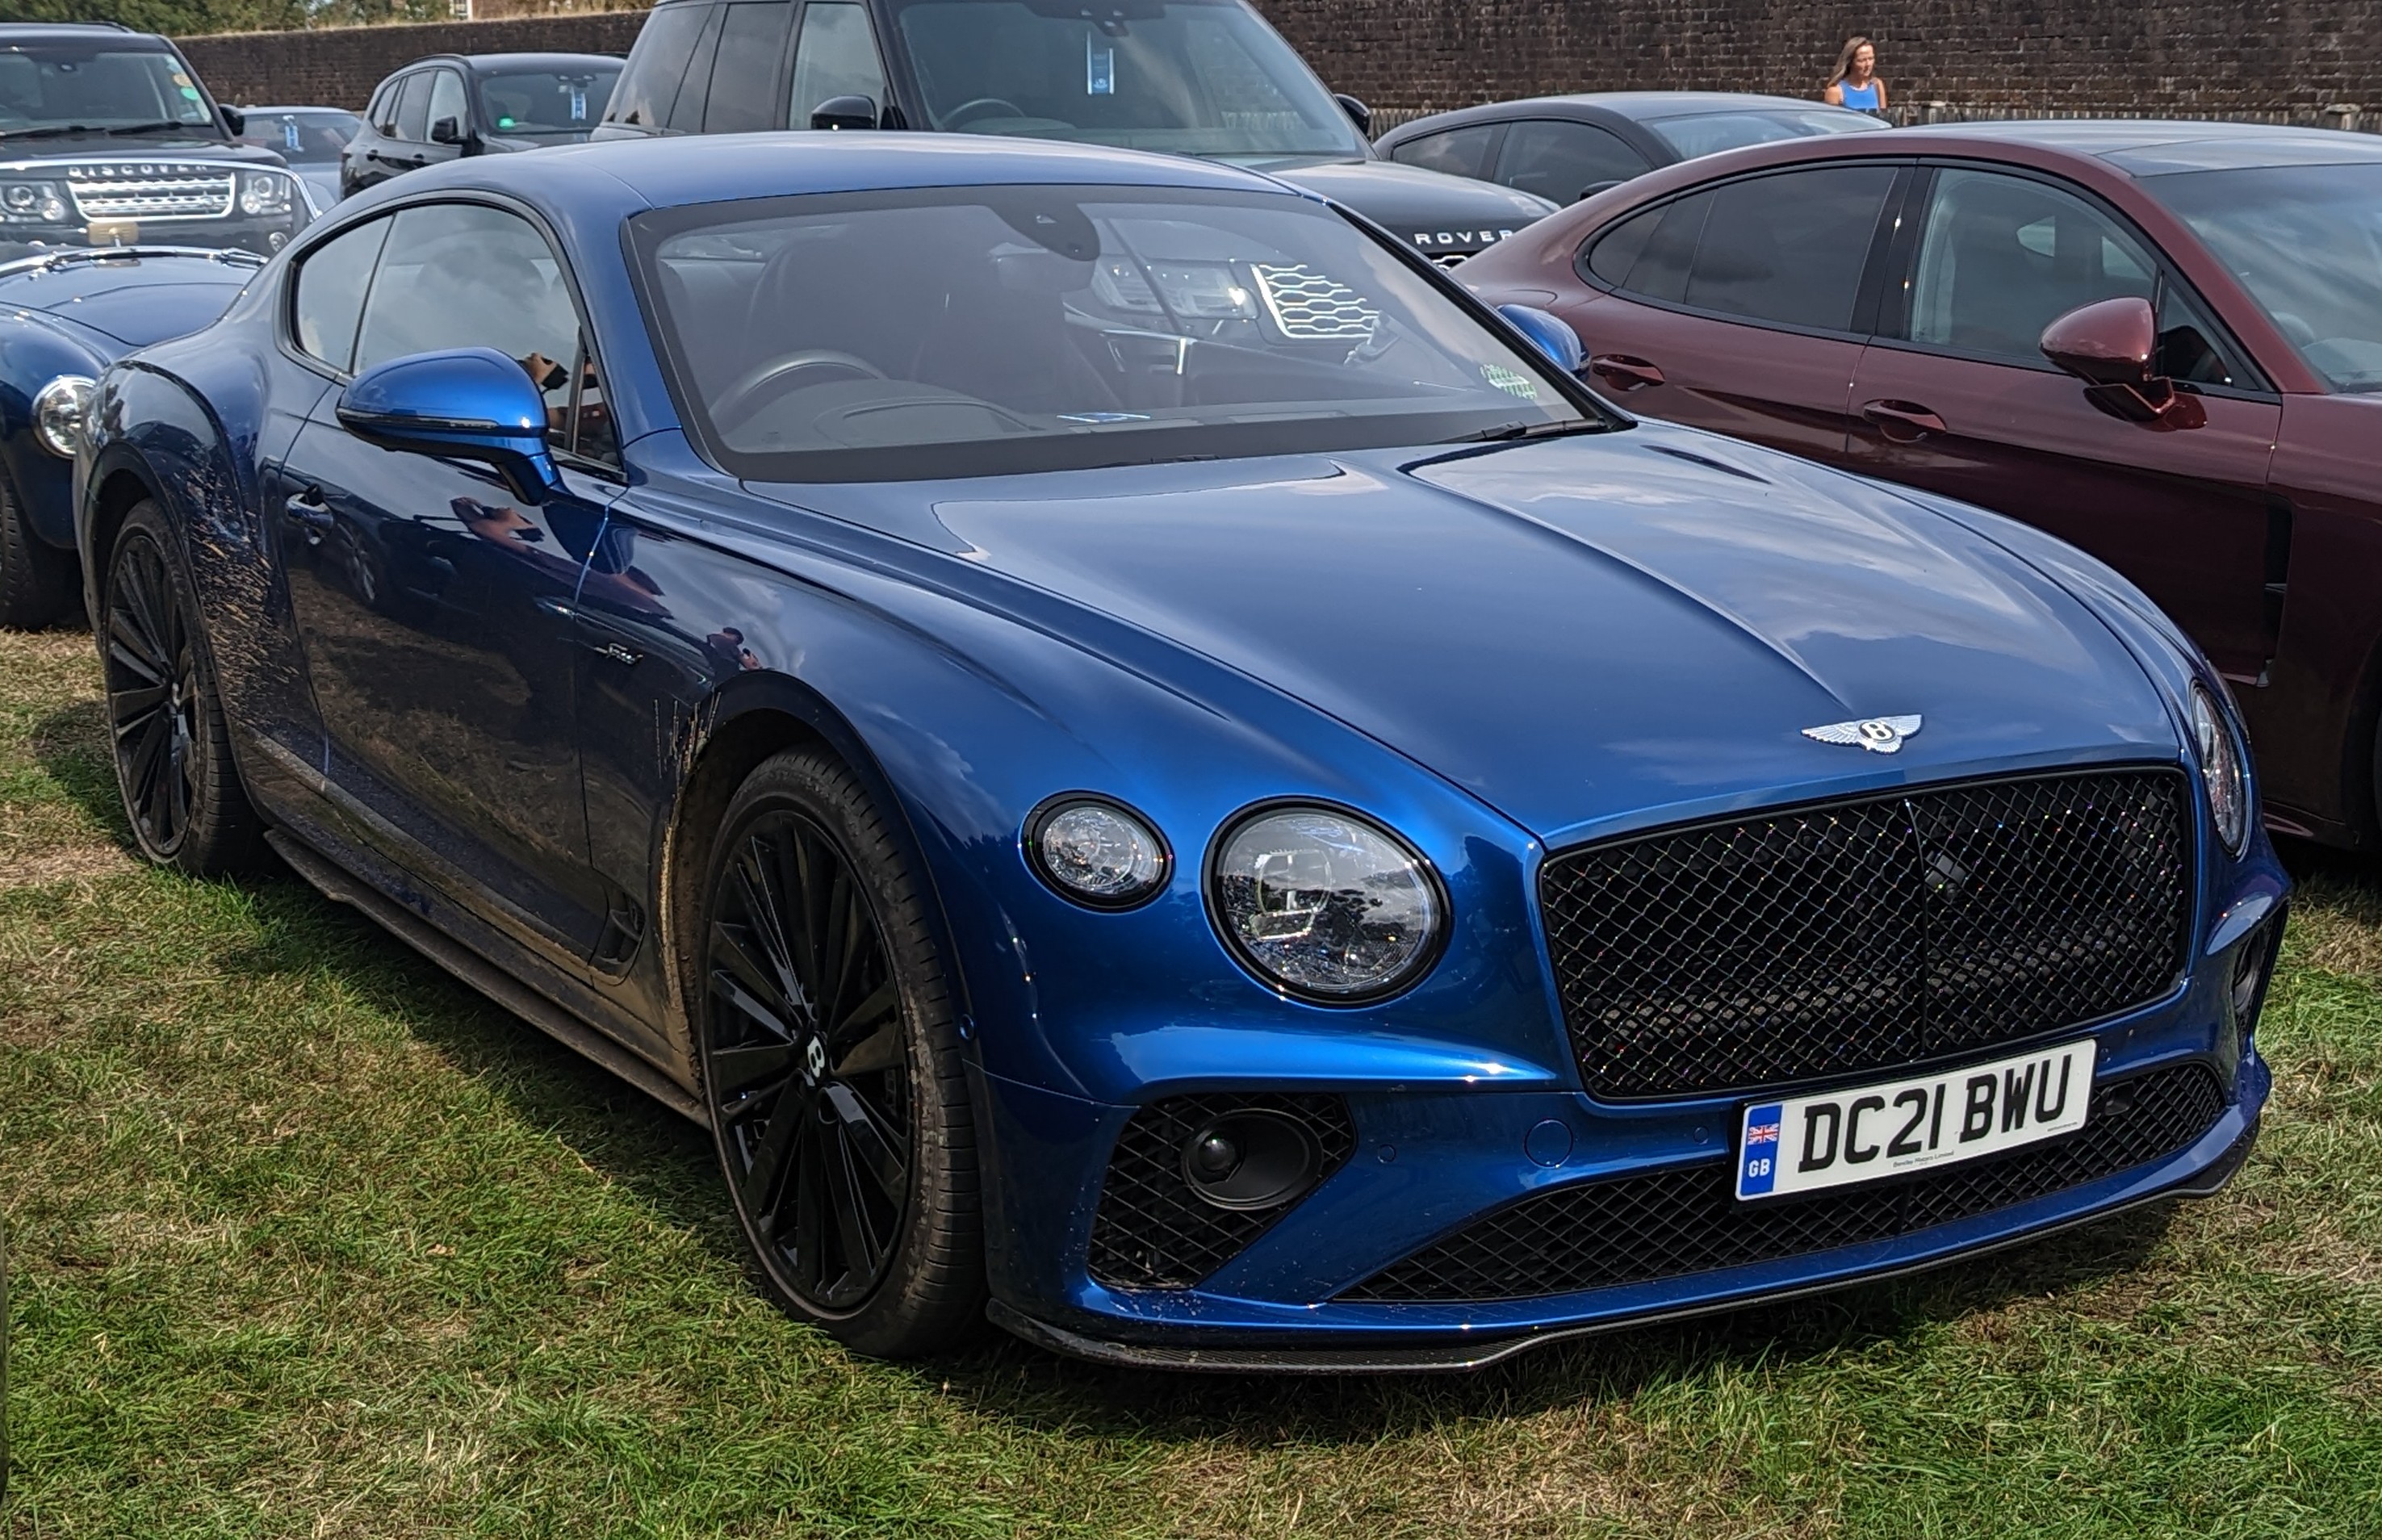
(1178, 1109), (1320, 1211)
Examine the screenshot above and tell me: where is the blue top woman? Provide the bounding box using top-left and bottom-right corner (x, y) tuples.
(1823, 36), (1888, 117)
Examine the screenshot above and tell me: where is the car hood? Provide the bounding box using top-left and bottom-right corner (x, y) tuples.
(751, 424), (2179, 843)
(0, 255), (250, 347)
(1266, 158), (1555, 254)
(0, 137), (280, 168)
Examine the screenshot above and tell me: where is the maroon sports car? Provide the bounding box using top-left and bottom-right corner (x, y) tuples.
(1460, 121), (2382, 848)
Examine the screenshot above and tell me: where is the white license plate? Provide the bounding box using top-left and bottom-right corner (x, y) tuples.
(1735, 1038), (2098, 1201)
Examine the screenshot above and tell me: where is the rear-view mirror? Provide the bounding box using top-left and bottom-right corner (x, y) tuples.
(2041, 296), (2203, 428)
(335, 348), (565, 504)
(810, 94), (879, 131)
(1497, 303), (1585, 375)
(430, 116), (464, 145)
(1335, 94), (1373, 135)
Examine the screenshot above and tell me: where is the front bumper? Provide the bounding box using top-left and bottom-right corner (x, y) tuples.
(0, 210), (302, 261)
(974, 897), (2279, 1371)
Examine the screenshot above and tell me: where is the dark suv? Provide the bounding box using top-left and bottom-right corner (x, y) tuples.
(341, 52), (622, 199)
(0, 23), (308, 257)
(593, 0), (1555, 264)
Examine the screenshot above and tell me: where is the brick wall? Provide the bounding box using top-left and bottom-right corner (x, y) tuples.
(178, 13), (650, 111)
(174, 2), (2382, 119)
(1254, 0), (2380, 119)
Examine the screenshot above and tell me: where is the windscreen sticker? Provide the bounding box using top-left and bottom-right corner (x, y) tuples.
(1086, 36), (1115, 95)
(570, 86), (588, 121)
(283, 120), (300, 150)
(1480, 363), (1541, 400)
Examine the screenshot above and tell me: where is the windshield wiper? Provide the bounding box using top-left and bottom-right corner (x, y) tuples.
(103, 120), (207, 137)
(0, 120), (205, 140)
(1443, 418), (1606, 444)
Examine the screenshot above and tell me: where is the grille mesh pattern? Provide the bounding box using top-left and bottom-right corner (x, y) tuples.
(66, 164), (236, 220)
(1542, 769), (2192, 1101)
(1345, 1063), (2225, 1304)
(1088, 1093), (1355, 1291)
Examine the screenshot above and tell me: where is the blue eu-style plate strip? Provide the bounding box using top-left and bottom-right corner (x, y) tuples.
(1738, 1102), (1783, 1198)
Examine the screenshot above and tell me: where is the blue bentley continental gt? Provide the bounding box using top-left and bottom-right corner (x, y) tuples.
(77, 135), (2285, 1368)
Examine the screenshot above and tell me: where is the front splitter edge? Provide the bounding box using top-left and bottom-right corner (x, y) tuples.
(988, 1120), (2255, 1375)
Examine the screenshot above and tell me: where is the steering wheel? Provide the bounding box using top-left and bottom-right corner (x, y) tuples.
(712, 349), (886, 432)
(944, 97), (1028, 128)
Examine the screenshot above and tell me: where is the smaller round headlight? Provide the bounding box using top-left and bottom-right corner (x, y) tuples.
(1027, 797), (1170, 909)
(2, 184), (34, 211)
(239, 170), (291, 216)
(1209, 805), (1444, 1002)
(2189, 683), (2250, 854)
(32, 374), (96, 458)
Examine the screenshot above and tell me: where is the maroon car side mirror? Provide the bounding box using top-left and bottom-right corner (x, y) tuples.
(2040, 297), (2204, 429)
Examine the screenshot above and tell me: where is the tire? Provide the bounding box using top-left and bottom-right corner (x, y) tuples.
(0, 470), (73, 630)
(697, 747), (984, 1357)
(102, 500), (264, 877)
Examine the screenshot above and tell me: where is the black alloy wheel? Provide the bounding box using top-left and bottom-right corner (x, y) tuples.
(700, 748), (982, 1354)
(103, 501), (261, 876)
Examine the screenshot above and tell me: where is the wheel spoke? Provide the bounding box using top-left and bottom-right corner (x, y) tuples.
(108, 685), (168, 741)
(789, 1116), (831, 1293)
(739, 1096), (804, 1236)
(710, 920), (796, 1034)
(125, 711), (170, 826)
(736, 839), (806, 1020)
(165, 730), (192, 840)
(831, 1002), (902, 1079)
(824, 1126), (889, 1283)
(823, 1081), (908, 1199)
(710, 1040), (797, 1101)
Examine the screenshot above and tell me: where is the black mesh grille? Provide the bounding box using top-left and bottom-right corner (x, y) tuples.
(1345, 1062), (2225, 1304)
(1542, 768), (2192, 1101)
(1087, 1094), (1356, 1291)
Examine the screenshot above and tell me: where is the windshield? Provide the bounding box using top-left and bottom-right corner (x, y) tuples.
(2153, 162), (2382, 392)
(885, 0), (1367, 160)
(0, 42), (219, 138)
(476, 67), (618, 136)
(1644, 107), (1886, 161)
(634, 185), (1594, 481)
(238, 109), (360, 164)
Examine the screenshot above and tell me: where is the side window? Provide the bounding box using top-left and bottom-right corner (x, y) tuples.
(666, 4), (727, 132)
(1903, 168), (2158, 362)
(392, 73), (432, 143)
(1584, 166), (1894, 332)
(353, 204), (617, 464)
(607, 1), (713, 128)
(425, 69), (468, 142)
(787, 1), (887, 126)
(1387, 124), (1498, 181)
(706, 2), (796, 132)
(2157, 285), (2254, 387)
(291, 216), (391, 373)
(366, 82), (397, 136)
(1494, 119), (1651, 203)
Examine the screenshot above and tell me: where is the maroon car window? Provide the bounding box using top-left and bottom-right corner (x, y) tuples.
(1586, 165), (1893, 333)
(1494, 119), (1650, 203)
(1903, 169), (2156, 362)
(1388, 123), (1497, 181)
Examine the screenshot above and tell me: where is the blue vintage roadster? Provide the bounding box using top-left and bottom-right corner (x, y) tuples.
(78, 133), (2284, 1368)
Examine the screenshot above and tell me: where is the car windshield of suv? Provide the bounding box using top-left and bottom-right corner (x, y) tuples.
(1643, 108), (1886, 161)
(0, 41), (219, 137)
(634, 184), (1596, 480)
(2153, 162), (2382, 391)
(477, 67), (618, 136)
(238, 109), (359, 163)
(885, 0), (1367, 160)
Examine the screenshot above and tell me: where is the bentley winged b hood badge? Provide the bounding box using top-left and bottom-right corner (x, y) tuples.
(1802, 715), (1924, 754)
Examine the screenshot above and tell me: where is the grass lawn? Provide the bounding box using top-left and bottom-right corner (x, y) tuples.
(2, 621), (2378, 1538)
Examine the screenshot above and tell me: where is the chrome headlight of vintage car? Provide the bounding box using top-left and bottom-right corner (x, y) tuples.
(238, 169), (295, 218)
(32, 374), (96, 458)
(1209, 805), (1445, 1002)
(0, 178), (69, 224)
(2188, 683), (2250, 854)
(1027, 796), (1170, 909)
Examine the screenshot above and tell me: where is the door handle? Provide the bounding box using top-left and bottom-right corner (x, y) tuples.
(1589, 354), (1665, 391)
(1860, 400), (1949, 443)
(283, 488), (333, 544)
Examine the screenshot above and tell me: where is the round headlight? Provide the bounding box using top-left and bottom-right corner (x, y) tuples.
(1026, 797), (1170, 909)
(239, 170), (292, 216)
(32, 374), (96, 458)
(2, 184), (34, 211)
(1209, 805), (1444, 1002)
(2189, 683), (2250, 854)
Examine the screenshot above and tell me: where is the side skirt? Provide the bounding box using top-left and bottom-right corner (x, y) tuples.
(266, 830), (704, 1124)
